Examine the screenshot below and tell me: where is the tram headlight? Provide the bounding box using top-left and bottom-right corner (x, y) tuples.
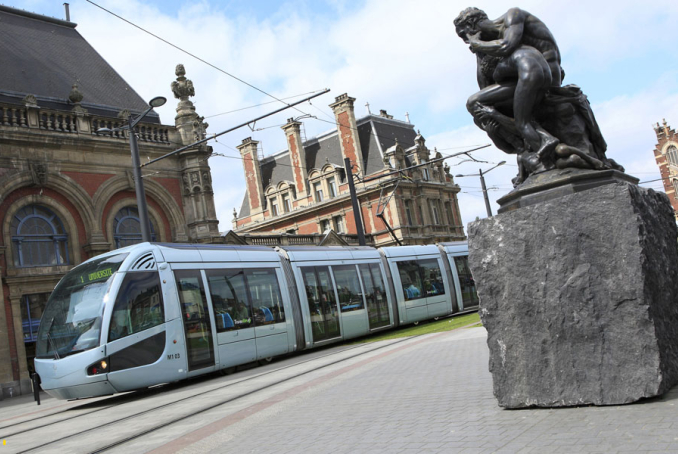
(87, 357), (110, 376)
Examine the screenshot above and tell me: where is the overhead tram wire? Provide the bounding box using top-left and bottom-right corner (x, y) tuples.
(85, 0), (311, 119)
(204, 89), (328, 119)
(86, 1), (499, 168)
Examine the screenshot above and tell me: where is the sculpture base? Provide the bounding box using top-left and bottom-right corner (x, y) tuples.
(468, 182), (678, 408)
(497, 168), (639, 214)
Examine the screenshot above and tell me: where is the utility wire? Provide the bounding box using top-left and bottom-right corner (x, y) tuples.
(85, 0), (307, 118)
(204, 90), (327, 119)
(84, 0), (485, 160)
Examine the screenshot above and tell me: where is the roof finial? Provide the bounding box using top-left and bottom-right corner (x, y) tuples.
(69, 83), (83, 104)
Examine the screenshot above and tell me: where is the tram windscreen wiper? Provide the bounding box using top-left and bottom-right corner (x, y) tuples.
(47, 332), (60, 360)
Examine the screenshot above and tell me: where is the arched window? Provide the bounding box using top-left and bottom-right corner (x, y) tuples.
(114, 207), (157, 248)
(11, 205), (69, 267)
(668, 145), (678, 167)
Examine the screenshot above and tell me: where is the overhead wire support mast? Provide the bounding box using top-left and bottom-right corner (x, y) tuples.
(141, 89), (330, 168)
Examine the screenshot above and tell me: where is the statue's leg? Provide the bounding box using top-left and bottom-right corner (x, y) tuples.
(512, 56), (558, 158)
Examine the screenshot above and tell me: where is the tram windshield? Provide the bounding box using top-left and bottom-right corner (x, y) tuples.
(36, 253), (128, 359)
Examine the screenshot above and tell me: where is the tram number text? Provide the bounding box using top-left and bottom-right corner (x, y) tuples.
(167, 353), (181, 360)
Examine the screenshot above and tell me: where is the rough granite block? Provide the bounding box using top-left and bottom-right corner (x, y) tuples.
(468, 182), (678, 408)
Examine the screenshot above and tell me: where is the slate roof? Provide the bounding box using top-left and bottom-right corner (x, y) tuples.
(0, 6), (159, 122)
(238, 114), (418, 218)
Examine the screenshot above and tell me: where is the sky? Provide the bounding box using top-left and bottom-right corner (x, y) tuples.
(6, 0), (678, 231)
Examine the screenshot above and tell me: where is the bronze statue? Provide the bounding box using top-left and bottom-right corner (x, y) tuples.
(455, 7), (623, 186)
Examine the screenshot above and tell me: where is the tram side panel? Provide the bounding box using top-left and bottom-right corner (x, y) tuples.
(288, 255), (394, 348)
(104, 252), (188, 393)
(383, 247), (454, 325)
(438, 243), (479, 312)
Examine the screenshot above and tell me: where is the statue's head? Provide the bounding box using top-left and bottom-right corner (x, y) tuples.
(454, 7), (488, 42)
(175, 64), (186, 77)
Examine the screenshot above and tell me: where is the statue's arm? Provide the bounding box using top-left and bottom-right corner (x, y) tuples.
(469, 8), (525, 57)
(476, 55), (491, 88)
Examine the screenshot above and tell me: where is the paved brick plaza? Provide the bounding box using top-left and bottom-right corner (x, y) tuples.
(157, 327), (678, 454)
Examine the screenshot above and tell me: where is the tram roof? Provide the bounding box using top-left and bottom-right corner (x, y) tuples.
(379, 244), (441, 258)
(437, 241), (469, 255)
(277, 245), (380, 262)
(138, 242), (280, 263)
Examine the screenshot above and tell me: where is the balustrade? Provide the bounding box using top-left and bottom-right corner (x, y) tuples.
(0, 102), (171, 144)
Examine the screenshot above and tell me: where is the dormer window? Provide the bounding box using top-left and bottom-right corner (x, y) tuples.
(328, 177), (337, 198)
(282, 193), (291, 213)
(314, 182), (324, 202)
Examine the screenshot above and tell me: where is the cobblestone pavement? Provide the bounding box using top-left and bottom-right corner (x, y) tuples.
(154, 327), (678, 454)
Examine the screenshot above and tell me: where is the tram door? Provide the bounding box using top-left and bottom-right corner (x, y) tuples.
(174, 270), (215, 371)
(301, 266), (341, 343)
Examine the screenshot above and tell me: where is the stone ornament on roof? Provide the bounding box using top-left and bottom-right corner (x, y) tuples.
(171, 64), (195, 100)
(23, 94), (38, 108)
(69, 83), (83, 104)
(69, 83), (88, 114)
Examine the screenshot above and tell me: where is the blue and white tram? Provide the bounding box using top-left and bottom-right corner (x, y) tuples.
(34, 242), (477, 400)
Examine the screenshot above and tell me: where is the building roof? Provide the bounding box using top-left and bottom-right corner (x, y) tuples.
(238, 114), (419, 218)
(0, 5), (160, 122)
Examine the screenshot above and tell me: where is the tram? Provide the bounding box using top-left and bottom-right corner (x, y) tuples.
(34, 242), (478, 400)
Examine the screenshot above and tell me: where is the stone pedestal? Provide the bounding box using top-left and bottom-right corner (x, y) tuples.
(468, 181), (678, 408)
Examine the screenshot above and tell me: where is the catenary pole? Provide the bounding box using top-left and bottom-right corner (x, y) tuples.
(345, 158), (366, 246)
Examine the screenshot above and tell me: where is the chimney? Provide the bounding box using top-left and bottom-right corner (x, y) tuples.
(282, 118), (308, 201)
(63, 3), (70, 22)
(237, 137), (264, 215)
(329, 93), (363, 176)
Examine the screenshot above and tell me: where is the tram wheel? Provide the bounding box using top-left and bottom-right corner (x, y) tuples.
(219, 366), (236, 376)
(434, 317), (440, 321)
(413, 321), (419, 326)
(258, 357), (274, 366)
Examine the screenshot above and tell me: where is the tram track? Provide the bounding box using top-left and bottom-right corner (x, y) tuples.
(7, 333), (419, 454)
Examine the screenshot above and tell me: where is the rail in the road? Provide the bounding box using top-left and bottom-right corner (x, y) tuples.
(1, 330), (446, 454)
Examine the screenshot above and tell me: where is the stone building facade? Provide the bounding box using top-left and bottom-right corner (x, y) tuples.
(0, 6), (220, 399)
(652, 119), (678, 220)
(233, 94), (466, 246)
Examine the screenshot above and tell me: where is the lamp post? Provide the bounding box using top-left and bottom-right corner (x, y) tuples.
(97, 96), (167, 242)
(456, 161), (506, 217)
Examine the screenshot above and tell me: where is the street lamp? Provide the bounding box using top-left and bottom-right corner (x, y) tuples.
(456, 161), (506, 217)
(96, 96), (167, 242)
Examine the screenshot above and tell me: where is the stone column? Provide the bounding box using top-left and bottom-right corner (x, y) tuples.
(282, 118), (308, 203)
(0, 269), (12, 400)
(171, 64), (221, 242)
(330, 94), (363, 176)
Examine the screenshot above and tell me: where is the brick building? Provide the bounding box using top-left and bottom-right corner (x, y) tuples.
(0, 6), (220, 399)
(652, 119), (678, 220)
(233, 94), (466, 246)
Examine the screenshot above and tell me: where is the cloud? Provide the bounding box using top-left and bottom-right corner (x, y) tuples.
(6, 0), (678, 233)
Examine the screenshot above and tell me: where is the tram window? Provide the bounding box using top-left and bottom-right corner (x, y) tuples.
(359, 264), (389, 329)
(174, 270), (214, 369)
(332, 265), (364, 312)
(397, 260), (445, 301)
(397, 261), (424, 300)
(420, 259), (445, 297)
(454, 256), (479, 306)
(301, 266), (340, 342)
(246, 269), (285, 325)
(109, 272), (164, 342)
(205, 269), (252, 332)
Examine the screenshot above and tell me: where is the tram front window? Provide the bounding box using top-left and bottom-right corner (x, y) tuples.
(35, 253), (128, 359)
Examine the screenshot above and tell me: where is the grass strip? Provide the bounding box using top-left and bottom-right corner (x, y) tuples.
(350, 312), (481, 344)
